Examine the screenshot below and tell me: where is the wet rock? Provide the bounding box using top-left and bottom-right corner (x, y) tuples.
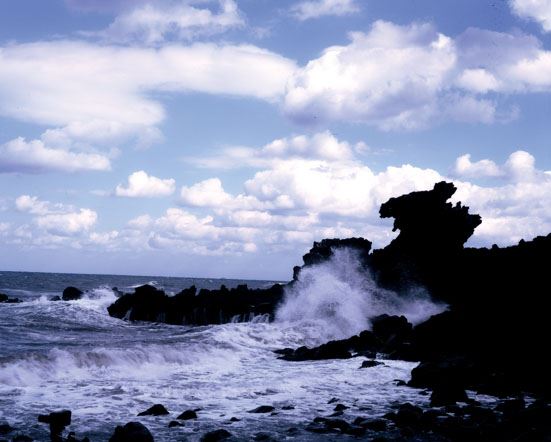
(328, 397), (339, 404)
(12, 436), (34, 442)
(62, 287), (83, 301)
(200, 429), (232, 442)
(38, 410), (71, 442)
(333, 404), (348, 411)
(359, 418), (387, 432)
(360, 360), (383, 369)
(66, 432), (90, 442)
(247, 406), (275, 414)
(253, 432), (275, 441)
(430, 384), (469, 407)
(176, 410), (197, 420)
(391, 403), (424, 430)
(329, 410), (344, 417)
(0, 423), (13, 435)
(281, 405), (295, 410)
(168, 421), (183, 428)
(108, 283), (284, 326)
(137, 404), (169, 416)
(50, 296), (61, 302)
(0, 294), (21, 303)
(108, 422), (154, 442)
(228, 417), (240, 422)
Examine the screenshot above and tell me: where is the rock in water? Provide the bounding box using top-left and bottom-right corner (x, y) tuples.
(137, 404), (169, 416)
(62, 287), (83, 301)
(38, 410), (71, 442)
(176, 410), (197, 420)
(248, 406), (275, 413)
(200, 429), (232, 442)
(109, 422), (154, 442)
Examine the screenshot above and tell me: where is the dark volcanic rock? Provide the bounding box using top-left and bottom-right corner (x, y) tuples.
(0, 423), (14, 434)
(360, 359), (383, 368)
(248, 406), (275, 414)
(62, 287), (83, 301)
(176, 410), (197, 420)
(200, 429), (232, 442)
(137, 404), (169, 416)
(108, 283), (284, 325)
(109, 422), (154, 442)
(430, 384), (469, 407)
(168, 421), (184, 428)
(0, 293), (22, 303)
(38, 410), (71, 442)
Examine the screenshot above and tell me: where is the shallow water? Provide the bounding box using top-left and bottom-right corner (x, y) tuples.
(0, 271), (489, 441)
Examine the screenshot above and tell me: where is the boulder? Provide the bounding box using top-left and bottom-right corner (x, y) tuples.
(137, 404), (169, 416)
(108, 422), (154, 442)
(200, 429), (232, 442)
(176, 410), (197, 420)
(38, 410), (71, 442)
(62, 287), (83, 301)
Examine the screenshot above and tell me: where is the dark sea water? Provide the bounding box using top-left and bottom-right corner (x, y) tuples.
(0, 268), (490, 441)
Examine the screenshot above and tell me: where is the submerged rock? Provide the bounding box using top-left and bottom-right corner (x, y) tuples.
(109, 422), (154, 442)
(176, 410), (197, 420)
(137, 404), (169, 416)
(200, 429), (232, 442)
(248, 406), (275, 414)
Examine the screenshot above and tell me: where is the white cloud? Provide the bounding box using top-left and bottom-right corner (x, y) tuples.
(180, 178), (232, 207)
(35, 209), (97, 236)
(510, 0), (551, 32)
(0, 137), (111, 174)
(91, 0), (244, 44)
(188, 131), (357, 169)
(115, 170), (175, 198)
(453, 150), (538, 181)
(291, 0), (359, 21)
(284, 21), (551, 128)
(0, 40), (296, 148)
(15, 195), (67, 216)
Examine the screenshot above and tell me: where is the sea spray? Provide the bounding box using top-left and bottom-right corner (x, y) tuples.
(275, 248), (445, 340)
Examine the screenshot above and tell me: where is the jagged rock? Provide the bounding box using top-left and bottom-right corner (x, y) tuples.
(108, 422), (154, 442)
(137, 404), (169, 416)
(38, 410), (71, 442)
(176, 410), (197, 420)
(248, 406), (275, 414)
(200, 429), (232, 442)
(62, 287), (83, 301)
(108, 283), (283, 325)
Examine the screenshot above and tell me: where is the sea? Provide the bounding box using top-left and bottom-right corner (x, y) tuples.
(0, 267), (491, 441)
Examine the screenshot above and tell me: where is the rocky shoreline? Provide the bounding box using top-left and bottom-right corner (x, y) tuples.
(3, 181), (550, 441)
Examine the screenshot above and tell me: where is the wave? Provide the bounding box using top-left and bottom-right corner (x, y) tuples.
(275, 248), (445, 340)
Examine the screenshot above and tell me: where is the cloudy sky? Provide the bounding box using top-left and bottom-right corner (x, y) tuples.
(1, 0), (551, 279)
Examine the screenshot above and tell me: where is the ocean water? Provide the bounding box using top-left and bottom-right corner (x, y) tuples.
(0, 269), (456, 441)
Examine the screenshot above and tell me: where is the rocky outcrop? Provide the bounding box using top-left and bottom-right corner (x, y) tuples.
(62, 287), (83, 301)
(107, 283), (284, 325)
(0, 293), (22, 303)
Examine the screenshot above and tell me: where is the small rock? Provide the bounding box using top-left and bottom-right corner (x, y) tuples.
(200, 429), (232, 442)
(329, 410), (344, 417)
(177, 410), (197, 420)
(333, 404), (348, 411)
(360, 360), (383, 369)
(109, 422), (154, 442)
(138, 404), (169, 416)
(328, 398), (339, 404)
(247, 406), (275, 414)
(253, 432), (274, 441)
(168, 421), (184, 428)
(50, 296), (61, 302)
(229, 417), (240, 422)
(281, 405), (295, 410)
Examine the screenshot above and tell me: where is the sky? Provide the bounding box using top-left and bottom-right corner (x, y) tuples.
(1, 0), (551, 280)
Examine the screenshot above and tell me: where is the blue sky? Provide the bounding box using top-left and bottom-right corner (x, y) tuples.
(1, 0), (551, 280)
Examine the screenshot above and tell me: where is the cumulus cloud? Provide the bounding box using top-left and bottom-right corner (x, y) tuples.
(291, 0), (360, 21)
(284, 20), (551, 128)
(115, 170), (175, 198)
(0, 40), (296, 149)
(0, 137), (111, 174)
(453, 150), (539, 181)
(13, 195), (98, 238)
(510, 0), (551, 32)
(89, 0), (244, 44)
(188, 131), (359, 169)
